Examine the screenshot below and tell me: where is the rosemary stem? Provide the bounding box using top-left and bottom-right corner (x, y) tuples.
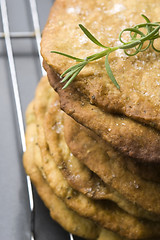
(87, 46), (119, 62)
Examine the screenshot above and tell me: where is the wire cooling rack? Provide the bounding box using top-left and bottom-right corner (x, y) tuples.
(0, 0), (74, 239)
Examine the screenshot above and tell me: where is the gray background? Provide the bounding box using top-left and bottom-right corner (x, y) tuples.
(0, 0), (82, 239)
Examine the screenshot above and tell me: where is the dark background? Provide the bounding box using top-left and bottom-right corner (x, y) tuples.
(0, 1), (82, 239)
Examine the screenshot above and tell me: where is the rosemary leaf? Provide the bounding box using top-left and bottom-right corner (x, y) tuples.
(61, 62), (85, 77)
(119, 40), (141, 49)
(62, 65), (85, 89)
(51, 50), (84, 62)
(141, 25), (160, 41)
(105, 55), (120, 89)
(79, 24), (108, 49)
(141, 14), (151, 24)
(61, 70), (76, 83)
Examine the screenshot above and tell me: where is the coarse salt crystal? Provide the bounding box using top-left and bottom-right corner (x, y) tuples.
(111, 3), (126, 13)
(105, 3), (126, 15)
(66, 7), (81, 14)
(79, 35), (88, 44)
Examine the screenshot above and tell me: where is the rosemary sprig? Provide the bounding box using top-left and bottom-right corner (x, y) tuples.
(51, 15), (160, 89)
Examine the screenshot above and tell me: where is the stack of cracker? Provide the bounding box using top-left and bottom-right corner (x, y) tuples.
(23, 0), (160, 239)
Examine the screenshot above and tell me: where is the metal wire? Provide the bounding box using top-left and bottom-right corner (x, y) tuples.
(0, 31), (35, 38)
(0, 0), (27, 153)
(29, 0), (45, 76)
(0, 0), (74, 239)
(0, 0), (35, 239)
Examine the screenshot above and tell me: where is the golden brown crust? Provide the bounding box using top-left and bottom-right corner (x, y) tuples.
(64, 113), (160, 216)
(44, 91), (111, 200)
(33, 77), (111, 200)
(42, 79), (160, 221)
(41, 0), (160, 131)
(23, 100), (101, 239)
(44, 61), (160, 163)
(31, 76), (160, 239)
(125, 159), (160, 183)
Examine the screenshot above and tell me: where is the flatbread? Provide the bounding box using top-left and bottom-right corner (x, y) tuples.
(41, 0), (160, 129)
(41, 0), (160, 163)
(34, 76), (160, 221)
(45, 65), (160, 216)
(23, 101), (100, 239)
(45, 62), (160, 164)
(30, 76), (160, 239)
(41, 78), (160, 221)
(64, 113), (160, 216)
(125, 160), (160, 183)
(43, 87), (110, 200)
